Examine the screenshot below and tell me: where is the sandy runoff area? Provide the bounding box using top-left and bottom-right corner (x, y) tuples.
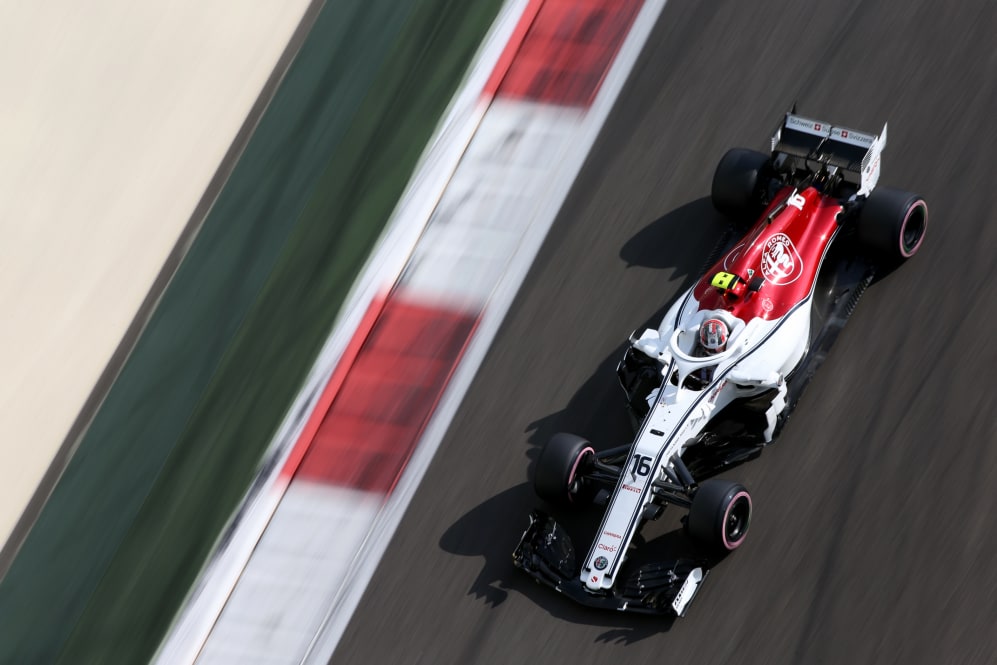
(0, 0), (312, 550)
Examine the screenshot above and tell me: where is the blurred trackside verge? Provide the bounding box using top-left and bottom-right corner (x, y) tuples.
(0, 0), (502, 663)
(155, 0), (662, 658)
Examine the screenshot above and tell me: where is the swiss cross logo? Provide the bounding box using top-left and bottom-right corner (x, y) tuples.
(841, 130), (849, 138)
(814, 123), (822, 131)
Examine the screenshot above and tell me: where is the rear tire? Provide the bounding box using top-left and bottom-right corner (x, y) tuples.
(534, 433), (594, 506)
(688, 478), (752, 552)
(712, 148), (770, 220)
(858, 187), (928, 265)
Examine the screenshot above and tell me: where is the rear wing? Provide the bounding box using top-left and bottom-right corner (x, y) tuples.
(771, 113), (886, 196)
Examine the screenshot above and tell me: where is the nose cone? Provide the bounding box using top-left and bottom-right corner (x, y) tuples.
(585, 570), (605, 590)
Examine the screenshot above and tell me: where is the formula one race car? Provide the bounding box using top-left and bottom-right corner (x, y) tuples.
(513, 110), (927, 616)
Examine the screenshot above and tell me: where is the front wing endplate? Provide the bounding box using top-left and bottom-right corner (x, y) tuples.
(512, 510), (709, 616)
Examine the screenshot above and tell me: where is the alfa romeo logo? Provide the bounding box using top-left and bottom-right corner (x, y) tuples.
(760, 233), (803, 284)
(594, 556), (609, 570)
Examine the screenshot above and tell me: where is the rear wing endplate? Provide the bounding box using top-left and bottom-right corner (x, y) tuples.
(771, 113), (887, 195)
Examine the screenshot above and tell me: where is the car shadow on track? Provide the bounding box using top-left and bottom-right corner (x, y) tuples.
(620, 196), (733, 278)
(440, 199), (738, 643)
(439, 482), (686, 643)
(525, 196), (735, 454)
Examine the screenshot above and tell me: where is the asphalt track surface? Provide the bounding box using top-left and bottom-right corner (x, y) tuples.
(335, 1), (997, 663)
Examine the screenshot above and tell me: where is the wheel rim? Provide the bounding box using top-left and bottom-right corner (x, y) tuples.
(722, 492), (751, 549)
(900, 200), (928, 258)
(567, 447), (594, 502)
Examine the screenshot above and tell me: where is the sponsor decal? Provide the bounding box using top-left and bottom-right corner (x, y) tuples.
(670, 567), (703, 615)
(709, 380), (727, 403)
(591, 575), (599, 582)
(788, 116), (818, 131)
(594, 556), (609, 571)
(865, 153), (881, 175)
(760, 233), (803, 285)
(831, 127), (876, 146)
(622, 483), (641, 494)
(836, 127), (875, 146)
(761, 297), (774, 313)
(598, 543), (618, 553)
(604, 531), (622, 539)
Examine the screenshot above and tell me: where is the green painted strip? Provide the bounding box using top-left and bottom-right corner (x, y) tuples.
(0, 0), (501, 663)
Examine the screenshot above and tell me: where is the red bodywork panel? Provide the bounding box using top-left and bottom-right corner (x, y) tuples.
(694, 187), (843, 321)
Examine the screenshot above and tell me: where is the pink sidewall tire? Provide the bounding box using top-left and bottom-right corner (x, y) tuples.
(858, 186), (928, 265)
(688, 478), (752, 553)
(534, 433), (594, 507)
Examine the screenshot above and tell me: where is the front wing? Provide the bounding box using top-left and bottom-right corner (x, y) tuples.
(512, 510), (709, 616)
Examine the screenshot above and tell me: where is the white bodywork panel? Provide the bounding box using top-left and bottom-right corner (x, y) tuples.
(858, 123), (887, 196)
(581, 292), (812, 591)
(671, 566), (704, 616)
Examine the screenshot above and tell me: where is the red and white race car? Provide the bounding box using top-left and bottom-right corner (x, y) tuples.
(513, 110), (927, 616)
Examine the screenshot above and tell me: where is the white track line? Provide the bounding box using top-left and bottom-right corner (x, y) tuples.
(154, 2), (528, 663)
(302, 1), (668, 662)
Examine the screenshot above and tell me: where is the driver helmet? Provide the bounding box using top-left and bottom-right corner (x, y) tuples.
(699, 318), (729, 353)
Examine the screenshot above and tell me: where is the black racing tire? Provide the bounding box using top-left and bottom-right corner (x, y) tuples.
(534, 433), (595, 506)
(711, 148), (770, 220)
(857, 187), (928, 264)
(687, 478), (752, 552)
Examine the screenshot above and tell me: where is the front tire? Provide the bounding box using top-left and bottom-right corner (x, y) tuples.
(687, 478), (752, 552)
(857, 187), (928, 265)
(534, 433), (595, 506)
